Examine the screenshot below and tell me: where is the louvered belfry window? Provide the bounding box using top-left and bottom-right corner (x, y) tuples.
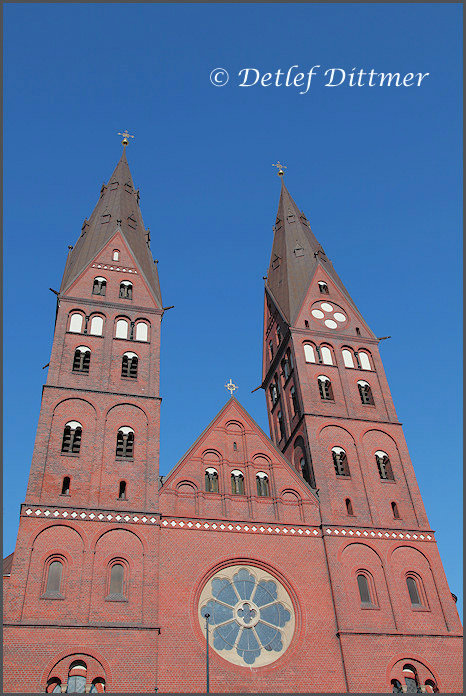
(332, 447), (349, 476)
(318, 376), (334, 400)
(278, 411), (286, 441)
(73, 347), (90, 373)
(122, 353), (138, 378)
(61, 423), (82, 454)
(376, 451), (394, 480)
(358, 381), (374, 405)
(290, 385), (299, 416)
(116, 428), (134, 458)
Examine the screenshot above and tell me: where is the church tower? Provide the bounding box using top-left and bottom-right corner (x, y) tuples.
(4, 143), (164, 693)
(262, 167), (462, 691)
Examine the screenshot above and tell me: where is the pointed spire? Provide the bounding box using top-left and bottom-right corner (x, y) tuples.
(266, 177), (360, 326)
(60, 148), (162, 306)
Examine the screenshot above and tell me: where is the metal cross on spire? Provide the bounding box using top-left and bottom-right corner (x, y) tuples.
(118, 130), (135, 146)
(225, 379), (238, 397)
(273, 161), (287, 177)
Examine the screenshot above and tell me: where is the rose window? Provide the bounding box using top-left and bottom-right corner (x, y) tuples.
(199, 565), (295, 667)
(311, 301), (347, 329)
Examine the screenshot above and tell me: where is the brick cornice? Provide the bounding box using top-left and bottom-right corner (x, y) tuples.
(60, 295), (164, 316)
(42, 384), (162, 401)
(4, 622), (162, 632)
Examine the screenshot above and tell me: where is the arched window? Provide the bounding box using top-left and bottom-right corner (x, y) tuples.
(277, 410), (286, 441)
(108, 563), (125, 597)
(294, 437), (315, 488)
(69, 313), (83, 333)
(121, 351), (138, 378)
(269, 373), (280, 406)
(205, 468), (219, 493)
(358, 350), (372, 370)
(276, 326), (281, 344)
(391, 679), (403, 693)
(231, 470), (245, 495)
(61, 476), (70, 496)
(45, 560), (63, 595)
(403, 664), (421, 693)
(424, 679), (438, 693)
(342, 349), (354, 368)
(358, 380), (374, 405)
(345, 498), (354, 516)
(61, 421), (82, 454)
(356, 573), (372, 605)
(92, 276), (106, 296)
(118, 481), (127, 500)
(135, 321), (148, 342)
(391, 501), (400, 519)
(332, 446), (349, 476)
(321, 346), (333, 365)
(318, 280), (329, 294)
(318, 375), (334, 400)
(290, 385), (299, 416)
(67, 661), (87, 694)
(119, 280), (133, 299)
(281, 349), (293, 381)
(406, 576), (422, 607)
(256, 472), (269, 497)
(375, 450), (394, 480)
(72, 346), (91, 373)
(304, 343), (316, 363)
(116, 426), (134, 458)
(90, 678), (106, 693)
(115, 319), (129, 339)
(46, 677), (62, 693)
(268, 339), (274, 359)
(89, 315), (103, 336)
(112, 249), (120, 261)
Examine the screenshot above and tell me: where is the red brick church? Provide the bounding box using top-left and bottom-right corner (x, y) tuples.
(3, 147), (462, 693)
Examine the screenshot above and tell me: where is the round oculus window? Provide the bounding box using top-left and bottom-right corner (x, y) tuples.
(311, 309), (325, 319)
(199, 565), (295, 667)
(324, 319), (338, 329)
(320, 302), (333, 312)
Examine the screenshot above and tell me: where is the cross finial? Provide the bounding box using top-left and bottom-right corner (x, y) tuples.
(118, 130), (134, 146)
(273, 161), (287, 177)
(225, 379), (238, 397)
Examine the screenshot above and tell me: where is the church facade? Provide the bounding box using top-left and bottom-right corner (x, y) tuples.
(3, 149), (462, 693)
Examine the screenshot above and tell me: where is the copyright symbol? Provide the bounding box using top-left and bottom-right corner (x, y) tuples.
(210, 68), (229, 87)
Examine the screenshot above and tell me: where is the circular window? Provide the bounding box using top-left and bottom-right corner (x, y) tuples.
(320, 302), (333, 312)
(198, 565), (295, 667)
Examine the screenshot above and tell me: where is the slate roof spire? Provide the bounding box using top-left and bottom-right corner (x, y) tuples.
(266, 176), (361, 327)
(60, 147), (162, 306)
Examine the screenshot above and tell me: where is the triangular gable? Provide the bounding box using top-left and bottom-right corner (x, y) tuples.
(62, 230), (161, 310)
(294, 264), (377, 340)
(160, 398), (320, 526)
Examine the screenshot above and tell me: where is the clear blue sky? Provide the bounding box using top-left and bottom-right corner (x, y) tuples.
(4, 4), (462, 616)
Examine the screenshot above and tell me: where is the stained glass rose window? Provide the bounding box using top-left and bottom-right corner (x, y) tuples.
(199, 565), (295, 667)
